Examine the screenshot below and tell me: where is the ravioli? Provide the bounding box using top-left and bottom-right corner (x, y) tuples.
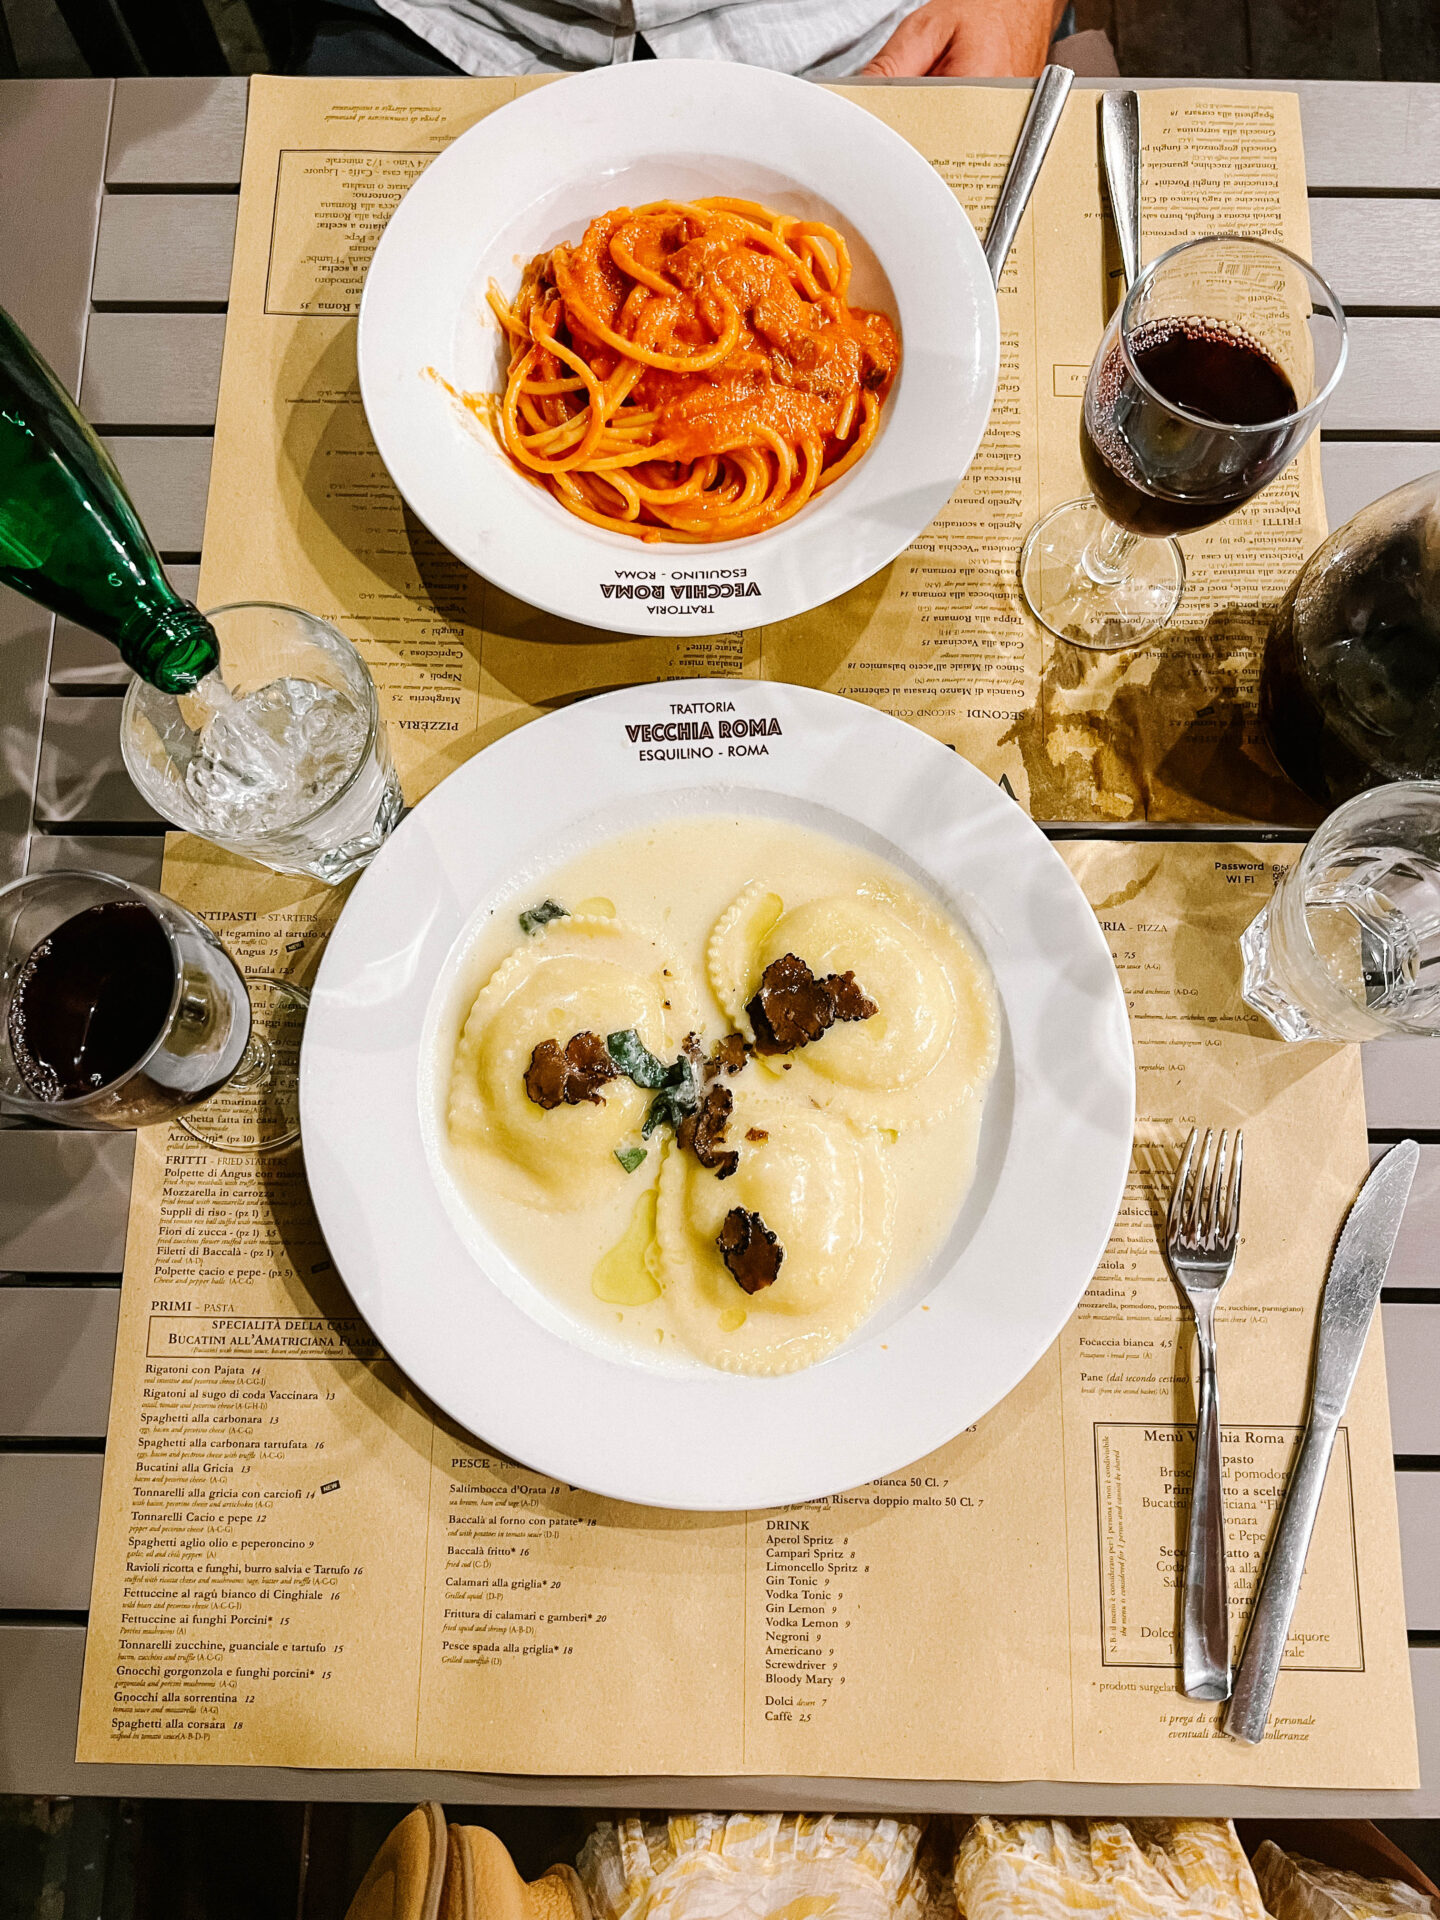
(448, 916), (696, 1209)
(656, 1094), (894, 1374)
(708, 878), (998, 1131)
(438, 814), (998, 1376)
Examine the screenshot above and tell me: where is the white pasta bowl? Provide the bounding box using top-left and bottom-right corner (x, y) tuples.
(357, 60), (999, 636)
(301, 683), (1134, 1511)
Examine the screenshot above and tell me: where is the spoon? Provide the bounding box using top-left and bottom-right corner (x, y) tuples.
(983, 64), (1075, 286)
(1101, 88), (1142, 288)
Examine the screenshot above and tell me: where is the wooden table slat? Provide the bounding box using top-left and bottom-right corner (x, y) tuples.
(25, 834), (166, 886)
(49, 627), (143, 691)
(0, 1290), (120, 1438)
(1293, 81), (1440, 193)
(1324, 317), (1440, 434)
(1386, 1306), (1440, 1455)
(94, 194), (238, 308)
(0, 1131), (135, 1276)
(1374, 1146), (1440, 1290)
(0, 80), (113, 882)
(0, 79), (113, 397)
(79, 311), (225, 429)
(1363, 1042), (1440, 1134)
(1398, 1472), (1440, 1632)
(87, 78), (1440, 202)
(0, 1300), (1423, 1586)
(798, 80), (1440, 203)
(85, 185), (1440, 326)
(1308, 200), (1440, 311)
(1082, 79), (1440, 194)
(35, 695), (164, 827)
(0, 1456), (102, 1611)
(0, 605), (51, 886)
(104, 439), (212, 554)
(105, 76), (248, 189)
(1320, 441), (1439, 528)
(0, 1170), (1424, 1455)
(2, 1620), (1438, 1810)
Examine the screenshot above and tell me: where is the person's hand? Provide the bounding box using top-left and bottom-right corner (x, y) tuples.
(860, 0), (1062, 77)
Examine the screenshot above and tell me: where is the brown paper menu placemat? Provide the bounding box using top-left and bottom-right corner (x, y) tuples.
(77, 840), (1417, 1785)
(197, 76), (1325, 824)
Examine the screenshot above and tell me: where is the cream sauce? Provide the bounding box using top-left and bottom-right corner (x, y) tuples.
(438, 815), (996, 1373)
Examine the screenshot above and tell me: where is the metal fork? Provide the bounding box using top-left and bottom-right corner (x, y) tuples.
(1165, 1126), (1244, 1702)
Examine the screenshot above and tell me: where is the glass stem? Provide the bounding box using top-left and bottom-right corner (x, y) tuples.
(1081, 516), (1140, 586)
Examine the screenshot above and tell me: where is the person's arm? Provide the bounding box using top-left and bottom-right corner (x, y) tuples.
(860, 0), (1067, 77)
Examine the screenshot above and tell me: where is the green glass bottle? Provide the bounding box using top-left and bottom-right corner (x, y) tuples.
(0, 303), (219, 693)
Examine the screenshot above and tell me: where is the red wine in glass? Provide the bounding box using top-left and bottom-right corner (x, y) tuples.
(9, 900), (175, 1101)
(1081, 318), (1301, 539)
(1020, 235), (1345, 653)
(0, 871), (251, 1129)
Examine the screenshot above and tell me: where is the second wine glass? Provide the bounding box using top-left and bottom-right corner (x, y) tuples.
(1019, 234), (1347, 652)
(0, 869), (305, 1153)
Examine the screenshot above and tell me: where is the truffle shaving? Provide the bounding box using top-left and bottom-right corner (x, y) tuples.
(746, 953), (877, 1054)
(708, 1031), (751, 1078)
(523, 1031), (618, 1109)
(676, 1083), (739, 1179)
(717, 1207), (784, 1293)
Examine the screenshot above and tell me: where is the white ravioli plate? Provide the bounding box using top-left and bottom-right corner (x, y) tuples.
(356, 59), (999, 636)
(301, 683), (1134, 1511)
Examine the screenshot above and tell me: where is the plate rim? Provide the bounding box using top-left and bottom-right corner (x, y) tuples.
(299, 682), (1136, 1511)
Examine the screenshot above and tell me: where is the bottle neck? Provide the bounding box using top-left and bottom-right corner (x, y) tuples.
(118, 601), (221, 694)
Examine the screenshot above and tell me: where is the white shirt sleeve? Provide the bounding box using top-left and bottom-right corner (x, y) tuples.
(372, 0), (919, 78)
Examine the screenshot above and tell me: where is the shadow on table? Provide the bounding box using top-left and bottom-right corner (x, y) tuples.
(1002, 604), (1324, 827)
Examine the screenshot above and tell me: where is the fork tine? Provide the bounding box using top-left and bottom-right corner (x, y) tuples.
(1225, 1129), (1244, 1245)
(1169, 1128), (1197, 1243)
(1206, 1130), (1230, 1250)
(1187, 1128), (1214, 1242)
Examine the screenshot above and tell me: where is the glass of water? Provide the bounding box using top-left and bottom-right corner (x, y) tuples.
(120, 602), (404, 884)
(1241, 781), (1440, 1040)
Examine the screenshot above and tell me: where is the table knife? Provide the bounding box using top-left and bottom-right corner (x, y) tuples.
(984, 64), (1075, 286)
(1224, 1139), (1420, 1744)
(1100, 89), (1142, 288)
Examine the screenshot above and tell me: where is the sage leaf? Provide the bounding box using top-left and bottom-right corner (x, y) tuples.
(518, 899), (567, 936)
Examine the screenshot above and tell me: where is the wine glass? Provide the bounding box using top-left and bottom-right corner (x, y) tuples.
(0, 868), (305, 1153)
(1019, 234), (1347, 652)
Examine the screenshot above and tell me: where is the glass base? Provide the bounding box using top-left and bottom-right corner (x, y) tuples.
(1239, 904), (1325, 1042)
(1019, 497), (1185, 651)
(179, 977), (309, 1152)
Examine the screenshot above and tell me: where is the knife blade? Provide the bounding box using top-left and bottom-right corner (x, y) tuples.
(1224, 1139), (1419, 1744)
(983, 64), (1074, 287)
(1100, 90), (1141, 289)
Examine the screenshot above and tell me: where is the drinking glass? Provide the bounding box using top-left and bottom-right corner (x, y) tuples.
(0, 868), (305, 1151)
(1020, 235), (1348, 652)
(1240, 782), (1440, 1041)
(120, 601), (404, 884)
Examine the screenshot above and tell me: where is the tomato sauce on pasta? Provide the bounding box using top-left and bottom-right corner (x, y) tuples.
(483, 197), (900, 543)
